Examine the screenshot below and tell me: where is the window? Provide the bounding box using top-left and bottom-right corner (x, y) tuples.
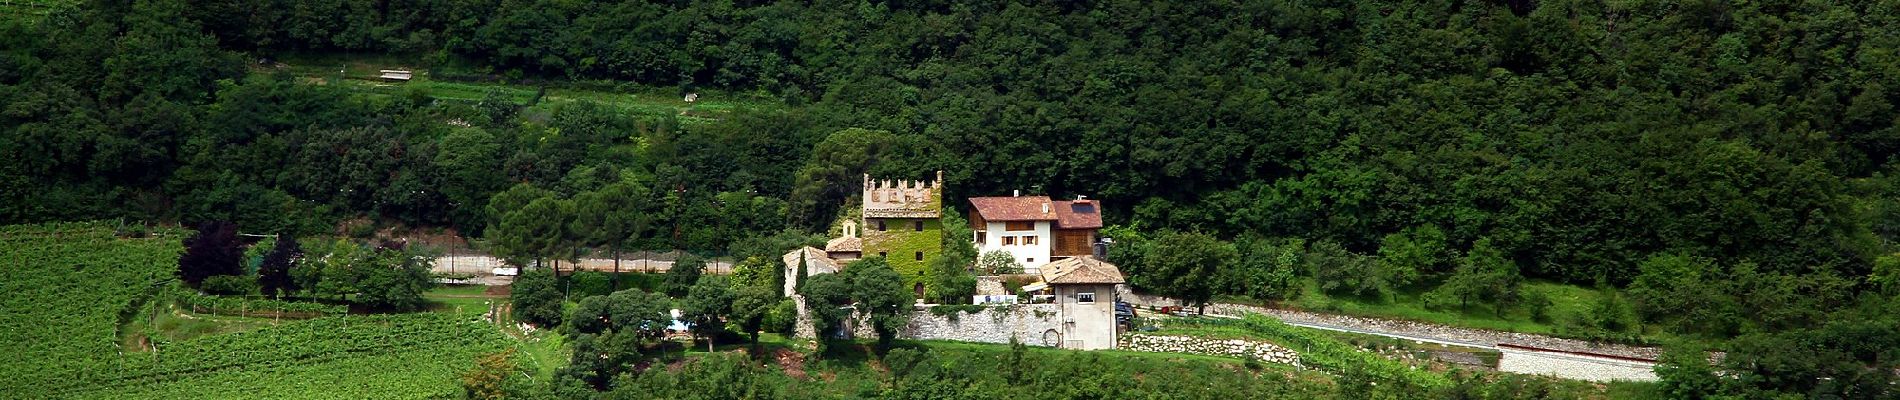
(914, 252), (924, 261)
(1024, 236), (1039, 245)
(1006, 221), (1034, 231)
(1077, 292), (1095, 303)
(1026, 258), (1035, 263)
(877, 220), (887, 231)
(975, 232), (986, 245)
(914, 221), (924, 231)
(1002, 236), (1016, 245)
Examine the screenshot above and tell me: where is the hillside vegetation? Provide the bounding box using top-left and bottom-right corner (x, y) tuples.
(0, 222), (180, 393)
(0, 1), (1897, 398)
(0, 222), (509, 399)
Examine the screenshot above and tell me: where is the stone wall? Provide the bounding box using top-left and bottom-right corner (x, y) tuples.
(800, 303), (1066, 347)
(1119, 334), (1302, 366)
(974, 276), (1007, 295)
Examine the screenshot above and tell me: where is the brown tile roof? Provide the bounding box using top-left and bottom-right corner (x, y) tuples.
(782, 246), (842, 275)
(1052, 200), (1103, 229)
(1039, 256), (1125, 284)
(968, 196), (1057, 221)
(824, 236), (862, 252)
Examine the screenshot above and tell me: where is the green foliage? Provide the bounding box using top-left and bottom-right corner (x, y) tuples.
(681, 275), (733, 345)
(1376, 225), (1447, 287)
(975, 250), (1022, 275)
(1229, 237), (1303, 302)
(845, 258), (913, 352)
(169, 288), (346, 316)
(867, 218), (941, 294)
(662, 253), (705, 298)
(0, 222), (181, 393)
(1427, 238), (1523, 316)
(728, 261), (783, 344)
(1123, 230), (1237, 311)
(799, 272), (853, 346)
(0, 223), (503, 398)
(511, 268), (564, 327)
(926, 209), (979, 304)
(199, 275), (256, 296)
(61, 314), (510, 399)
(351, 245), (437, 311)
(791, 128), (902, 228)
(560, 288), (672, 390)
(1874, 253), (1900, 297)
(1663, 299), (1900, 399)
(1206, 316), (1452, 393)
(1308, 240), (1389, 299)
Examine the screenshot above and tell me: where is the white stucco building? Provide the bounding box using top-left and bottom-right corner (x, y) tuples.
(967, 194), (1103, 273)
(1029, 256), (1126, 350)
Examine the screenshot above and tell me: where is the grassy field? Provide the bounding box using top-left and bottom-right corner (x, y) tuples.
(266, 53), (783, 125)
(1263, 278), (1667, 343)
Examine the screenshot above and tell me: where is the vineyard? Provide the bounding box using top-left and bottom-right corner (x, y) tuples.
(0, 222), (513, 398)
(54, 314), (510, 399)
(0, 221), (182, 395)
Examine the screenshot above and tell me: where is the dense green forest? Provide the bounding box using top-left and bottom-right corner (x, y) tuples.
(1, 0), (1898, 397)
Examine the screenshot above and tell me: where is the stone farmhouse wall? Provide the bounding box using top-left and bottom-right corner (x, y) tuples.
(1119, 334), (1302, 366)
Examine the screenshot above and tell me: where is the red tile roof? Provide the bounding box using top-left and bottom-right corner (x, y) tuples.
(1052, 200), (1102, 229)
(968, 196), (1057, 221)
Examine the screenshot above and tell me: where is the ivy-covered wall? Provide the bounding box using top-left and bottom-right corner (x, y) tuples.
(864, 217), (942, 293)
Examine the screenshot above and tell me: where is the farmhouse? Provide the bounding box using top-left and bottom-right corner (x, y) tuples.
(968, 193), (1104, 273)
(1023, 256), (1126, 350)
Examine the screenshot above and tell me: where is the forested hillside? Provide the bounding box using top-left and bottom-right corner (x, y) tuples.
(3, 0), (1897, 342)
(2, 1), (1898, 397)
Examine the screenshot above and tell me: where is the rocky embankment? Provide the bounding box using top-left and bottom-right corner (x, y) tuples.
(1119, 334), (1302, 366)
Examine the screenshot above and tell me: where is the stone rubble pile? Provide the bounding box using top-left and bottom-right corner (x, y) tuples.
(1119, 334), (1302, 367)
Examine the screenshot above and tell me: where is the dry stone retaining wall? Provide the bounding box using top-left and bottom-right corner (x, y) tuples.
(1119, 334), (1302, 366)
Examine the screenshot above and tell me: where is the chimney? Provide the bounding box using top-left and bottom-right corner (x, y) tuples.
(1013, 190), (1020, 197)
(1042, 202), (1050, 214)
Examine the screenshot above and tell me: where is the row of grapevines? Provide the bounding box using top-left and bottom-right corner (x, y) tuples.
(0, 222), (180, 394)
(48, 313), (509, 398)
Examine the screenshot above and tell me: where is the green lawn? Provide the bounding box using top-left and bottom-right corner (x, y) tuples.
(1263, 278), (1670, 344)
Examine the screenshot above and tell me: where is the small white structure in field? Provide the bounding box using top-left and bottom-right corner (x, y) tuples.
(379, 69), (413, 81)
(683, 93), (699, 102)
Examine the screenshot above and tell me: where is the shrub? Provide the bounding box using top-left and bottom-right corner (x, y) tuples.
(1523, 288), (1555, 323)
(512, 268), (564, 327)
(763, 298), (797, 336)
(201, 275), (257, 295)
